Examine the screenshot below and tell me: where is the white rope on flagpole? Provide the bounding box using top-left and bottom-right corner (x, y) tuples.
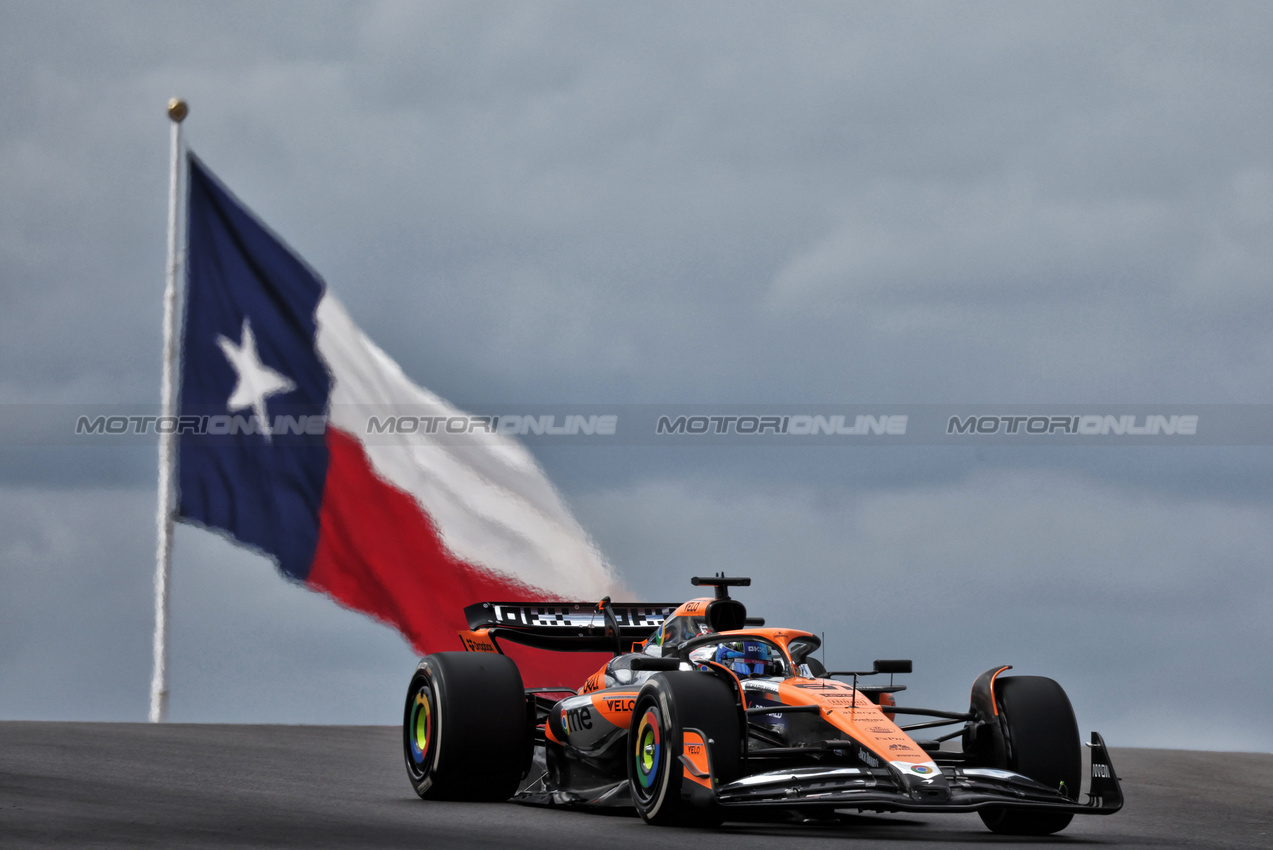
(151, 98), (188, 723)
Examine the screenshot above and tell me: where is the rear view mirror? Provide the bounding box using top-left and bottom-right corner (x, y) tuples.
(874, 659), (912, 675)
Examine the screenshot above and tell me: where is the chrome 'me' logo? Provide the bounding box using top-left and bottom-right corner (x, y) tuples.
(562, 705), (593, 734)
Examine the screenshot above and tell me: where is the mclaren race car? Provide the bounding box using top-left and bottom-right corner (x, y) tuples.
(402, 576), (1122, 835)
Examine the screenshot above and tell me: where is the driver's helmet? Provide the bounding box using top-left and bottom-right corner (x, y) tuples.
(714, 640), (777, 678)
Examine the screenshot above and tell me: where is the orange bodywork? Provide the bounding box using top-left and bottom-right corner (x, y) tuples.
(769, 677), (930, 763)
(670, 598), (712, 618)
(589, 690), (639, 727)
(579, 668), (609, 694)
(680, 730), (713, 789)
(984, 664), (1011, 715)
(711, 628), (929, 765)
(457, 628), (500, 653)
(502, 607), (931, 773)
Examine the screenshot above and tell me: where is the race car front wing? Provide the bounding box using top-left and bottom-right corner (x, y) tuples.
(705, 731), (1123, 815)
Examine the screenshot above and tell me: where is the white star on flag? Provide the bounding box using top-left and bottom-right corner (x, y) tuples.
(216, 318), (296, 438)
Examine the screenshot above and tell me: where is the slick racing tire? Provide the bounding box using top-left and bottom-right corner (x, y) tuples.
(978, 675), (1082, 836)
(403, 652), (530, 801)
(628, 671), (741, 827)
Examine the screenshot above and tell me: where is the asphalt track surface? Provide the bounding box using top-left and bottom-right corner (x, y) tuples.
(1, 723), (1269, 848)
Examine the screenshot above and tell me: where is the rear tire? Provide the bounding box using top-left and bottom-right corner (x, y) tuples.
(978, 675), (1081, 836)
(403, 652), (529, 801)
(628, 672), (741, 827)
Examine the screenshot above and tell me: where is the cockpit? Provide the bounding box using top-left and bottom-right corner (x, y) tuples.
(689, 637), (792, 679)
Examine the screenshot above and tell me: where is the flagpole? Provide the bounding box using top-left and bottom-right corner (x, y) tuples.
(151, 98), (188, 723)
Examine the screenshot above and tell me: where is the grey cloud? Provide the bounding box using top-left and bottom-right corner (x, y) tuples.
(2, 1), (1272, 746)
(0, 486), (415, 723)
(6, 2), (1273, 404)
(4, 463), (1270, 748)
(0, 487), (156, 719)
(575, 469), (1273, 751)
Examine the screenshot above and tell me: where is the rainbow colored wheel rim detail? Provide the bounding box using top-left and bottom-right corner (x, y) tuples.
(409, 688), (432, 765)
(634, 707), (662, 789)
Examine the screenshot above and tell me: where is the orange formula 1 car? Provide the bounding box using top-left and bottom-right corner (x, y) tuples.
(402, 576), (1122, 835)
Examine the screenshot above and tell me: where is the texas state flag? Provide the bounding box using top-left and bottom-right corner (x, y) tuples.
(177, 154), (622, 686)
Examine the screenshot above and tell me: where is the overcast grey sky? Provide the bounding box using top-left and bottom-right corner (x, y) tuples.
(2, 1), (1271, 751)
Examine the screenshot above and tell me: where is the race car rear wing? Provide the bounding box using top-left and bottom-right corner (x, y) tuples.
(461, 601), (679, 654)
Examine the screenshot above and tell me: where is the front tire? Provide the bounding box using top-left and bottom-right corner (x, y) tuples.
(978, 675), (1081, 836)
(403, 652), (529, 801)
(628, 671), (741, 827)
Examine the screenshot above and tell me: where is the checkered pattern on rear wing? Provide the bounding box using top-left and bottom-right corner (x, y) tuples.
(464, 601), (677, 632)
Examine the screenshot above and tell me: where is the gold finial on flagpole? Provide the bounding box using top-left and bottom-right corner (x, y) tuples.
(167, 98), (188, 123)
